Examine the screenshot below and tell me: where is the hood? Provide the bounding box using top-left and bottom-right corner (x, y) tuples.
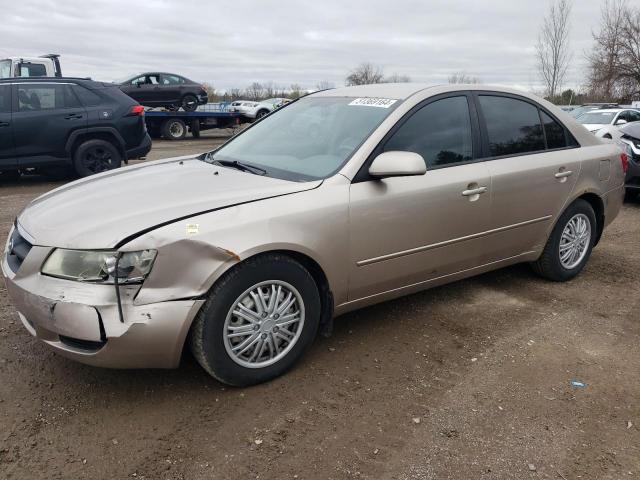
(18, 158), (321, 249)
(581, 123), (606, 132)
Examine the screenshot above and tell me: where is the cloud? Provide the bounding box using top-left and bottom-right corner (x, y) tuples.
(0, 0), (602, 92)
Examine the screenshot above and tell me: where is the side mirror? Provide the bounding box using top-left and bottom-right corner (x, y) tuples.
(369, 151), (427, 178)
(615, 119), (627, 126)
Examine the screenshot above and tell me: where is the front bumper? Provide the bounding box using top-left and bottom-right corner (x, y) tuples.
(2, 238), (204, 369)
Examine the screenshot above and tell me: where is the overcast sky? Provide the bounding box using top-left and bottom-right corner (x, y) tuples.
(0, 0), (604, 92)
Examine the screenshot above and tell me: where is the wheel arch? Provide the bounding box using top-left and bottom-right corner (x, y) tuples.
(575, 192), (605, 245)
(67, 128), (126, 159)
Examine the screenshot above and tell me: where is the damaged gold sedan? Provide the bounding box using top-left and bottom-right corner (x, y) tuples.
(2, 84), (625, 385)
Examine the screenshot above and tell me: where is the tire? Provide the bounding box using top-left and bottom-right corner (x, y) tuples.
(190, 119), (201, 138)
(73, 139), (122, 177)
(189, 254), (321, 386)
(624, 189), (638, 202)
(0, 170), (20, 183)
(162, 119), (187, 140)
(182, 94), (198, 112)
(255, 109), (269, 119)
(531, 199), (597, 282)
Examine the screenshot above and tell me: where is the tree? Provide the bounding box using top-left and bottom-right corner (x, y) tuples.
(385, 73), (411, 83)
(587, 0), (640, 101)
(289, 84), (303, 99)
(536, 0), (573, 100)
(245, 82), (265, 100)
(202, 82), (216, 100)
(345, 63), (384, 86)
(447, 72), (481, 84)
(315, 80), (335, 90)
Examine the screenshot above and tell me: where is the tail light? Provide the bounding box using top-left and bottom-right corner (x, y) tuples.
(127, 105), (145, 116)
(621, 152), (629, 173)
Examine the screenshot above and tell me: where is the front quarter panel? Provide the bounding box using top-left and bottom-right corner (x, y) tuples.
(127, 175), (350, 306)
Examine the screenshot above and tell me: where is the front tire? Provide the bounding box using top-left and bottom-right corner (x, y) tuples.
(531, 199), (596, 281)
(189, 254), (321, 386)
(255, 109), (269, 119)
(73, 139), (122, 177)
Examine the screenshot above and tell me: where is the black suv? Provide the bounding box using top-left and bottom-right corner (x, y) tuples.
(0, 77), (151, 179)
(117, 72), (208, 112)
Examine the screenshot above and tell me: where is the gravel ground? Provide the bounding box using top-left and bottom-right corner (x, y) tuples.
(1, 132), (639, 479)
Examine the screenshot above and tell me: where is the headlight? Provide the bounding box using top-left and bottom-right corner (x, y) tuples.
(41, 249), (157, 284)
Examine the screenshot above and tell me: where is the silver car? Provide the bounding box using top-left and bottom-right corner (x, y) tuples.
(2, 84), (626, 386)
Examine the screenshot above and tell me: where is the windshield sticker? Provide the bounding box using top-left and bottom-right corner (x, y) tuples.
(186, 223), (199, 235)
(349, 98), (398, 108)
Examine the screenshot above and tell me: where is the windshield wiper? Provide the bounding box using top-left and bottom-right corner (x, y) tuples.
(211, 158), (267, 176)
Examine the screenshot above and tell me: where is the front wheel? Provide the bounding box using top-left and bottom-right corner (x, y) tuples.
(189, 254), (321, 386)
(73, 139), (122, 177)
(162, 118), (187, 140)
(531, 199), (596, 281)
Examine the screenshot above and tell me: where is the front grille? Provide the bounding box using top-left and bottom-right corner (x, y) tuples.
(59, 335), (106, 351)
(6, 227), (32, 273)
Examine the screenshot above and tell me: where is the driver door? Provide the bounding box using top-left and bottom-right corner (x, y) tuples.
(348, 94), (493, 300)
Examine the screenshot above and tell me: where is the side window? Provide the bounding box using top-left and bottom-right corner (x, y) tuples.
(131, 76), (146, 85)
(72, 85), (102, 106)
(479, 95), (545, 156)
(383, 96), (473, 168)
(162, 74), (183, 85)
(17, 84), (80, 111)
(146, 74), (160, 85)
(628, 110), (640, 123)
(0, 85), (10, 113)
(541, 111), (567, 149)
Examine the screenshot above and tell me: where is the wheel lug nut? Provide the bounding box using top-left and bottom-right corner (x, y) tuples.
(274, 314), (279, 319)
(273, 326), (279, 332)
(254, 325), (259, 331)
(261, 313), (267, 318)
(261, 333), (267, 339)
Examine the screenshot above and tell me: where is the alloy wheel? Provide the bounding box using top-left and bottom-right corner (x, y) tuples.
(559, 213), (591, 269)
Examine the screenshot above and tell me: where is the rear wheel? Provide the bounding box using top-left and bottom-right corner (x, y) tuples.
(190, 119), (201, 138)
(73, 139), (122, 177)
(624, 189), (638, 202)
(255, 109), (269, 119)
(189, 254), (321, 386)
(162, 119), (187, 140)
(182, 94), (198, 112)
(531, 199), (596, 281)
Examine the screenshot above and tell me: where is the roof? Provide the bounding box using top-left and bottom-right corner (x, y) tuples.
(0, 77), (110, 88)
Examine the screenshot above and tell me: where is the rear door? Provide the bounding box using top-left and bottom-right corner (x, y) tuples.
(12, 82), (87, 166)
(474, 93), (581, 261)
(349, 93), (492, 300)
(0, 84), (16, 170)
(160, 74), (183, 103)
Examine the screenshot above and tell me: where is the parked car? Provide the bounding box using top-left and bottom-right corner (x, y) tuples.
(569, 103), (618, 119)
(117, 72), (208, 112)
(0, 54), (62, 78)
(600, 122), (640, 200)
(0, 77), (151, 179)
(575, 108), (640, 133)
(2, 84), (625, 386)
(229, 97), (288, 120)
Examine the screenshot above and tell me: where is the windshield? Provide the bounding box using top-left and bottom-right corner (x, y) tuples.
(576, 111), (616, 124)
(208, 96), (400, 181)
(0, 60), (11, 79)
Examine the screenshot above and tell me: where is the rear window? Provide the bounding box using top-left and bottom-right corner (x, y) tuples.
(576, 111), (615, 124)
(18, 62), (47, 77)
(541, 111), (567, 149)
(0, 60), (11, 79)
(479, 95), (545, 156)
(72, 85), (103, 106)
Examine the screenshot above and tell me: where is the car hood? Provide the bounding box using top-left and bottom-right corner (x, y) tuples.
(18, 157), (321, 249)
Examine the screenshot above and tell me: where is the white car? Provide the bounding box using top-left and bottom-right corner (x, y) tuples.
(575, 108), (640, 134)
(229, 97), (289, 120)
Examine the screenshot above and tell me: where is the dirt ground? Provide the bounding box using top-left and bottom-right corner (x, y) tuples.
(1, 132), (639, 479)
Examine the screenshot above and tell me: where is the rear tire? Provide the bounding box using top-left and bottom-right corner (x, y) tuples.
(182, 94), (198, 112)
(189, 254), (321, 386)
(531, 199), (596, 282)
(162, 119), (187, 140)
(255, 109), (269, 119)
(190, 119), (201, 138)
(73, 139), (122, 177)
(624, 189), (638, 202)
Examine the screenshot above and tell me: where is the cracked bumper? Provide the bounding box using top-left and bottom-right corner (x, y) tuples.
(2, 243), (204, 369)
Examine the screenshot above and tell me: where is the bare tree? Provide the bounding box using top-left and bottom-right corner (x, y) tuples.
(587, 0), (640, 101)
(536, 0), (573, 99)
(289, 84), (303, 98)
(345, 63), (385, 86)
(384, 73), (411, 83)
(447, 72), (481, 84)
(244, 82), (265, 100)
(315, 80), (335, 90)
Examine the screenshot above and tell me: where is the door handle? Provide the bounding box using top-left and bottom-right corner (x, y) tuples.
(554, 170), (573, 179)
(462, 186), (487, 196)
(0, 121), (9, 127)
(64, 113), (83, 120)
